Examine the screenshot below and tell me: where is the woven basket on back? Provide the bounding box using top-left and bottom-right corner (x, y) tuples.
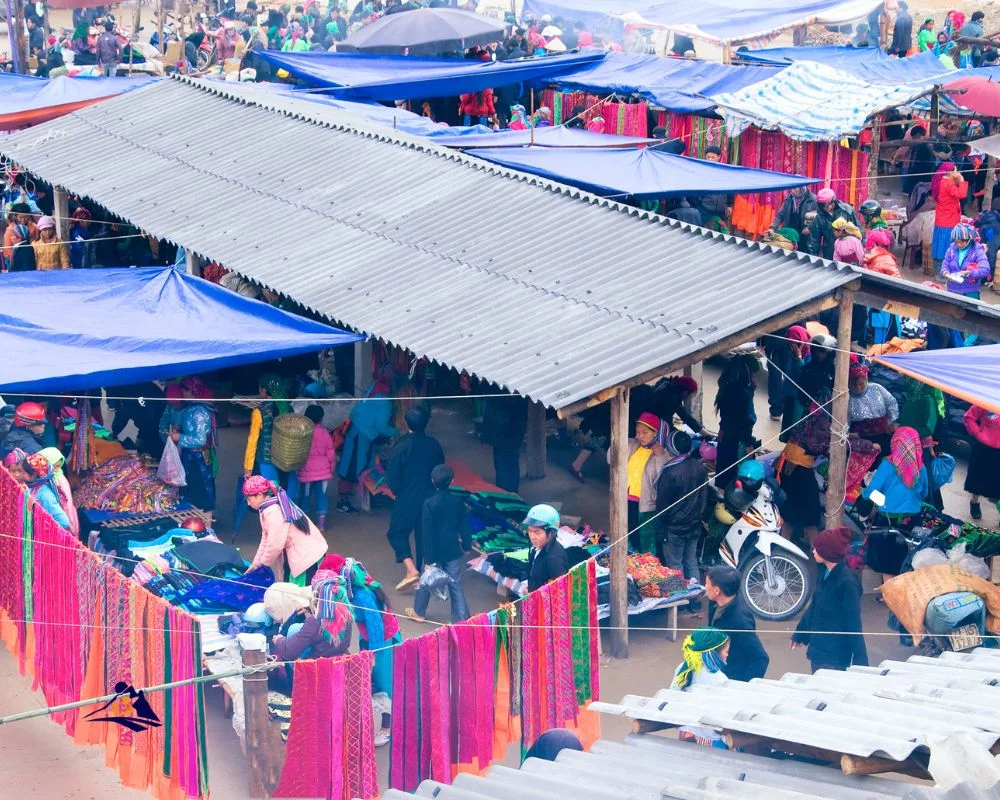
(270, 413), (316, 472)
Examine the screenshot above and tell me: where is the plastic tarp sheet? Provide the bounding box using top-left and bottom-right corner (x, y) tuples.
(712, 60), (937, 141)
(0, 73), (159, 130)
(874, 345), (1000, 414)
(736, 47), (956, 84)
(0, 267), (362, 393)
(254, 50), (604, 101)
(465, 146), (817, 199)
(523, 0), (880, 44)
(426, 124), (654, 148)
(547, 52), (780, 113)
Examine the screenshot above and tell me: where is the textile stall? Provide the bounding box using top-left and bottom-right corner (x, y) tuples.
(388, 562), (601, 791)
(0, 468), (210, 800)
(540, 89), (649, 137)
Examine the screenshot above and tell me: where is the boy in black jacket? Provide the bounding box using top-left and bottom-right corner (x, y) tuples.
(792, 526), (868, 672)
(406, 465), (471, 623)
(706, 565), (769, 681)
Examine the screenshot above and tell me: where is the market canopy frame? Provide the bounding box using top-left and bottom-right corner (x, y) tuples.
(0, 267), (362, 394)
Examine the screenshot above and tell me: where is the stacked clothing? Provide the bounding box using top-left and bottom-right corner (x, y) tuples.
(924, 509), (1000, 558)
(457, 487), (531, 553)
(76, 453), (179, 513)
(626, 553), (690, 598)
(485, 548), (530, 581)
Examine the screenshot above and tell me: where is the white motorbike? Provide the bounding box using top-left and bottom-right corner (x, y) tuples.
(712, 481), (813, 621)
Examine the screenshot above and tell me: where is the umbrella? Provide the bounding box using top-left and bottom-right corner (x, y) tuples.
(944, 76), (1000, 118)
(337, 8), (506, 55)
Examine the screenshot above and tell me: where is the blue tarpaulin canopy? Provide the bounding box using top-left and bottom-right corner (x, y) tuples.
(255, 50), (604, 101)
(0, 73), (159, 129)
(0, 267), (362, 393)
(735, 47), (957, 84)
(874, 345), (1000, 414)
(465, 146), (817, 199)
(547, 52), (779, 114)
(426, 124), (654, 148)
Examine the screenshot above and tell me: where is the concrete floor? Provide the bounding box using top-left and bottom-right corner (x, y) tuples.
(0, 363), (994, 798)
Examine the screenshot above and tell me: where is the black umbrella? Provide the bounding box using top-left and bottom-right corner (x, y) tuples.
(337, 8), (506, 55)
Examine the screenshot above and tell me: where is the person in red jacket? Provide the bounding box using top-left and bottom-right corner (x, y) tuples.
(459, 89), (495, 127)
(931, 161), (969, 263)
(964, 405), (1000, 520)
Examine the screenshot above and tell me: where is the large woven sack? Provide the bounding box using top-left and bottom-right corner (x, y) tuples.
(270, 413), (315, 472)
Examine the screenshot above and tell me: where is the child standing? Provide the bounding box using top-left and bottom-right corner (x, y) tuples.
(406, 464), (471, 623)
(297, 405), (335, 531)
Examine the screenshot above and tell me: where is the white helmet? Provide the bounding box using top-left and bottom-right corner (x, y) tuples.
(810, 333), (837, 350)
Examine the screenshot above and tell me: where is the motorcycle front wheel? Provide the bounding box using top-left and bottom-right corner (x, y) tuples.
(740, 552), (813, 621)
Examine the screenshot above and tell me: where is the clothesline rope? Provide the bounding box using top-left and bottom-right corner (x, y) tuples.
(1, 391), (524, 403)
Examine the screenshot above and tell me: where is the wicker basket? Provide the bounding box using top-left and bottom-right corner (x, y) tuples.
(270, 413), (315, 472)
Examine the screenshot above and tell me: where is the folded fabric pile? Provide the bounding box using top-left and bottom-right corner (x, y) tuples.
(456, 488), (531, 553)
(485, 547), (530, 580)
(268, 692), (293, 743)
(924, 509), (1000, 558)
(76, 454), (179, 513)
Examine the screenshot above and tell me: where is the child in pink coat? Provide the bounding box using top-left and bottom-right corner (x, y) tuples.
(296, 405), (336, 530)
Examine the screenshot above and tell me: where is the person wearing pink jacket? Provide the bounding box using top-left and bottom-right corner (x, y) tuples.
(964, 405), (1000, 521)
(296, 405), (336, 531)
(242, 475), (329, 585)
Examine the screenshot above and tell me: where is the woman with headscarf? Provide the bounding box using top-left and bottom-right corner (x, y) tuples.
(4, 449), (70, 529)
(714, 354), (760, 488)
(281, 21), (309, 50)
(778, 326), (810, 443)
(931, 162), (969, 264)
(39, 447), (79, 537)
(533, 107), (552, 128)
(964, 405), (1000, 521)
(585, 116), (605, 134)
(336, 367), (396, 515)
(831, 218), (865, 265)
(170, 376), (217, 523)
(243, 474), (329, 584)
(616, 412), (666, 552)
(940, 222), (990, 299)
(898, 377), (946, 510)
(861, 426), (928, 581)
(69, 207), (95, 269)
(507, 104), (528, 131)
(671, 627), (730, 746)
(862, 228), (901, 278)
(848, 362), (898, 460)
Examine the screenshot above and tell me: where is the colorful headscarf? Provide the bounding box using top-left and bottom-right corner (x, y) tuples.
(672, 627), (729, 690)
(10, 223), (29, 243)
(951, 222), (976, 244)
(71, 207), (92, 221)
(3, 448), (28, 469)
(849, 362), (869, 381)
(888, 426), (923, 488)
(180, 376), (213, 400)
(508, 104), (528, 130)
(39, 447), (65, 480)
(311, 578), (355, 648)
(831, 217), (862, 239)
(585, 116), (604, 133)
(931, 161), (955, 200)
(242, 474), (274, 496)
(258, 372), (292, 414)
(865, 228), (893, 249)
(786, 325), (811, 358)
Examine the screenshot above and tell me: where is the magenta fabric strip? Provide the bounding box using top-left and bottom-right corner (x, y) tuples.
(326, 658), (344, 800)
(389, 638), (407, 789)
(474, 620), (494, 767)
(417, 631), (433, 781)
(402, 639), (420, 790)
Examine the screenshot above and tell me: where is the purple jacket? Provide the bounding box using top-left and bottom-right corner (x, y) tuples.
(940, 241), (990, 295)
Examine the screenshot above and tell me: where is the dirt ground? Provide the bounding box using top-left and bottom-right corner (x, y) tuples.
(0, 357), (993, 797)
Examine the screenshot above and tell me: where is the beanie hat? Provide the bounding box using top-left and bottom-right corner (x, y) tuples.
(637, 411), (660, 433)
(665, 429), (692, 457)
(814, 526), (851, 563)
(816, 187), (836, 203)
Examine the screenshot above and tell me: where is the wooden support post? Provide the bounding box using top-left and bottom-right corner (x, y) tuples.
(868, 114), (882, 202)
(525, 400), (546, 479)
(840, 753), (928, 778)
(984, 156), (997, 213)
(682, 362), (703, 428)
(157, 0), (165, 55)
(53, 187), (68, 242)
(129, 0), (141, 73)
(352, 339), (373, 397)
(609, 387), (630, 658)
(12, 0), (28, 74)
(825, 289), (855, 528)
(242, 645), (284, 797)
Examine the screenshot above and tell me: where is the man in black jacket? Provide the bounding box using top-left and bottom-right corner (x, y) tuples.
(481, 393), (528, 493)
(706, 565), (769, 681)
(654, 431), (707, 584)
(768, 187), (818, 252)
(792, 526), (868, 672)
(525, 504), (568, 592)
(386, 406), (445, 592)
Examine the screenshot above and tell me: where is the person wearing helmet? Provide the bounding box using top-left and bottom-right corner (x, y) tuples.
(800, 333), (837, 399)
(859, 199), (888, 233)
(525, 504), (568, 592)
(811, 187), (859, 260)
(385, 406), (445, 591)
(0, 402), (47, 460)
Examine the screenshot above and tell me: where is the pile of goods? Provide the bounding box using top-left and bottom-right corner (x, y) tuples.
(76, 454), (179, 513)
(626, 553), (691, 598)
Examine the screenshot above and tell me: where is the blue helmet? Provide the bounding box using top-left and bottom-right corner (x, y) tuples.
(736, 459), (765, 484)
(523, 504), (560, 532)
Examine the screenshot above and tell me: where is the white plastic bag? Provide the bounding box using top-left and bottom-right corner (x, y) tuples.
(419, 564), (452, 601)
(157, 438), (187, 487)
(946, 542), (991, 581)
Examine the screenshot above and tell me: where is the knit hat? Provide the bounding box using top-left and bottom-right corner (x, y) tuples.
(263, 583), (313, 623)
(669, 375), (698, 395)
(816, 187), (836, 203)
(37, 215), (55, 231)
(865, 228), (893, 249)
(951, 222), (976, 243)
(637, 411), (660, 432)
(664, 429), (692, 457)
(813, 526), (851, 563)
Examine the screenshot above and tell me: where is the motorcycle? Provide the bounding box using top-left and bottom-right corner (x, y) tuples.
(704, 478), (813, 621)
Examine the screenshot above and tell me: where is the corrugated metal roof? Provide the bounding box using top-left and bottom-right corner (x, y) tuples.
(379, 733), (912, 799)
(592, 649), (1000, 765)
(0, 76), (856, 409)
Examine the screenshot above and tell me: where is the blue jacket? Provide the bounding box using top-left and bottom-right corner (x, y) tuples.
(862, 460), (928, 515)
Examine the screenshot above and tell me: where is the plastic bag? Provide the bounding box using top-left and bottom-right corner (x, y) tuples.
(931, 453), (956, 489)
(911, 547), (948, 571)
(419, 564), (452, 601)
(946, 542), (991, 581)
(157, 438), (187, 487)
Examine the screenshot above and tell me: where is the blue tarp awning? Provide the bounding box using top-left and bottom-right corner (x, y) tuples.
(0, 267), (362, 393)
(426, 124), (654, 148)
(547, 52), (779, 113)
(255, 50), (604, 101)
(465, 146), (817, 200)
(0, 73), (159, 129)
(735, 47), (956, 84)
(874, 345), (1000, 415)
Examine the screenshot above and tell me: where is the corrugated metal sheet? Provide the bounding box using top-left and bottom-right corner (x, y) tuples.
(378, 733), (912, 799)
(592, 650), (1000, 764)
(0, 76), (856, 409)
